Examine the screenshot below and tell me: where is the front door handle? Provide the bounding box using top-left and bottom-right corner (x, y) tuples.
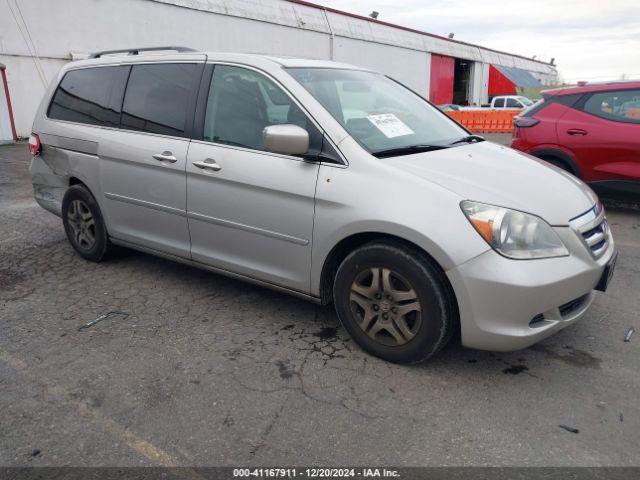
(152, 151), (178, 163)
(567, 128), (587, 136)
(193, 159), (222, 172)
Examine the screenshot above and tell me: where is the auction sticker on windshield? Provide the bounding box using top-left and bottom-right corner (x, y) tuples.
(368, 113), (414, 138)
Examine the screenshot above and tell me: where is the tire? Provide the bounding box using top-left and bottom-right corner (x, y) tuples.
(62, 185), (111, 262)
(333, 241), (456, 364)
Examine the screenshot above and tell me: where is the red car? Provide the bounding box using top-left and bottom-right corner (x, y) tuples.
(511, 81), (640, 199)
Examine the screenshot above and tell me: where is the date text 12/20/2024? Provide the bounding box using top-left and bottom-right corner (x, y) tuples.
(233, 468), (400, 478)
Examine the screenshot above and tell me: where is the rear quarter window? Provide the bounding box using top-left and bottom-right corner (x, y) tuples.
(120, 63), (198, 138)
(48, 66), (129, 127)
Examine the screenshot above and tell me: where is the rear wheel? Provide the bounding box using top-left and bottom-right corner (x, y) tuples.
(333, 241), (456, 363)
(62, 185), (111, 262)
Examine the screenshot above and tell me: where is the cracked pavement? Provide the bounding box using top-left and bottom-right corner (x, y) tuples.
(1, 141), (639, 467)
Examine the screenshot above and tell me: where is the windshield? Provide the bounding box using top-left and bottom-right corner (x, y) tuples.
(286, 68), (467, 155)
(518, 96), (534, 106)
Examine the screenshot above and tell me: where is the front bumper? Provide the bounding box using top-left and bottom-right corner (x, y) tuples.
(447, 226), (616, 352)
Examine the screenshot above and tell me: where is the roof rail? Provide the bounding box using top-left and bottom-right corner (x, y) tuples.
(89, 46), (198, 59)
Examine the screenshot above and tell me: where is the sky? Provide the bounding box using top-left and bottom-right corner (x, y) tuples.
(318, 0), (640, 83)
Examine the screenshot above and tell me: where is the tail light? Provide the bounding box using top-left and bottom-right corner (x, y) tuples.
(514, 117), (540, 128)
(28, 133), (41, 156)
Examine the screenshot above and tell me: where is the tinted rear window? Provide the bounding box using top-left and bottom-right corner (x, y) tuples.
(48, 66), (128, 127)
(582, 89), (640, 124)
(120, 63), (197, 137)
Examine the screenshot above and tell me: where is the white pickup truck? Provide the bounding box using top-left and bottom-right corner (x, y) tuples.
(488, 95), (534, 109)
(453, 95), (536, 111)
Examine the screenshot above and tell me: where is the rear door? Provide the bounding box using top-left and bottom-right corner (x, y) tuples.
(557, 88), (640, 183)
(99, 62), (203, 258)
(186, 64), (321, 293)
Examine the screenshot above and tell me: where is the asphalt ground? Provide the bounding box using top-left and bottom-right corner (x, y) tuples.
(1, 140), (639, 467)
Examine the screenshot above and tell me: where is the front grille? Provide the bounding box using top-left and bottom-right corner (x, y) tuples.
(582, 221), (609, 257)
(570, 203), (610, 259)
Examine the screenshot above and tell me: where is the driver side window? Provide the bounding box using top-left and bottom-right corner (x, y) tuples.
(203, 65), (315, 152)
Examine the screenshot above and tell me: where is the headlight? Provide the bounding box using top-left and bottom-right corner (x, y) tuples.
(461, 201), (569, 259)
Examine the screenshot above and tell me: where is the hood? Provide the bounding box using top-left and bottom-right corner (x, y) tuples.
(386, 141), (597, 225)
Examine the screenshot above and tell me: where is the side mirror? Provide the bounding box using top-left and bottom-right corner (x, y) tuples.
(263, 124), (309, 155)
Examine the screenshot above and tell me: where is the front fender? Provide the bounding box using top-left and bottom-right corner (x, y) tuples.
(310, 163), (491, 297)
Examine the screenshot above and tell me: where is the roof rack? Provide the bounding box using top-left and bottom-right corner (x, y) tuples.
(89, 46), (198, 59)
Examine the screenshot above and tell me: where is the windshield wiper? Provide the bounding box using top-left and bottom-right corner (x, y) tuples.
(372, 144), (449, 159)
(449, 134), (485, 145)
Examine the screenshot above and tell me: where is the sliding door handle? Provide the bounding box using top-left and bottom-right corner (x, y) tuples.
(193, 159), (222, 172)
(152, 151), (178, 163)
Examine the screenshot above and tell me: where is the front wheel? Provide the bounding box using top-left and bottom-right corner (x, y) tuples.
(333, 242), (457, 364)
(62, 185), (111, 262)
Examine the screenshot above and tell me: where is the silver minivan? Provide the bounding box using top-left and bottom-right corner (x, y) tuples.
(29, 47), (617, 363)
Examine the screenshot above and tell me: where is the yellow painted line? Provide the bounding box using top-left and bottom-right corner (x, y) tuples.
(0, 349), (205, 480)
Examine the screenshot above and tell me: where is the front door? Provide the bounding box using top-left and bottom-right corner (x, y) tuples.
(100, 62), (202, 258)
(186, 64), (321, 293)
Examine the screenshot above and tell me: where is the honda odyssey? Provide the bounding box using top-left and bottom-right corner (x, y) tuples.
(29, 48), (617, 363)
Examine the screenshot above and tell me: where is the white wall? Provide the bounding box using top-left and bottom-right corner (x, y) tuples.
(1, 0), (557, 136)
(332, 37), (430, 98)
(0, 56), (66, 136)
(1, 0), (333, 136)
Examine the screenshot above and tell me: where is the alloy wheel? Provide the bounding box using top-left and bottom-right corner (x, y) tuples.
(67, 199), (96, 251)
(349, 267), (422, 346)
